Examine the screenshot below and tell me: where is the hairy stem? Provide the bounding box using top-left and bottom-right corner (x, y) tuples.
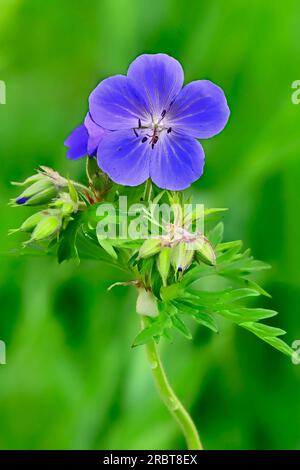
(141, 317), (203, 450)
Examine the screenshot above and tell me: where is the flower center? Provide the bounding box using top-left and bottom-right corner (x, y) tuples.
(133, 110), (172, 149)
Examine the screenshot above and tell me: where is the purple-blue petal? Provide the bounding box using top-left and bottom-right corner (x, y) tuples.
(149, 132), (205, 190)
(84, 113), (106, 156)
(97, 129), (151, 186)
(89, 75), (148, 130)
(16, 196), (30, 205)
(127, 53), (184, 117)
(168, 80), (230, 139)
(64, 124), (88, 160)
(97, 128), (204, 190)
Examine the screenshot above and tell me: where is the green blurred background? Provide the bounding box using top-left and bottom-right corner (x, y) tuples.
(0, 0), (300, 450)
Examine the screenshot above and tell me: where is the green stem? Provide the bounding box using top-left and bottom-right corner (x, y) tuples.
(143, 179), (152, 202)
(141, 317), (203, 450)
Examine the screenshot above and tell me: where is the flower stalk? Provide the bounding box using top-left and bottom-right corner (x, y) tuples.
(141, 316), (203, 450)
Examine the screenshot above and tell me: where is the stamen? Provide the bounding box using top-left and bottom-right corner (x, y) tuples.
(141, 137), (148, 143)
(167, 127), (172, 133)
(133, 129), (138, 137)
(138, 118), (141, 128)
(161, 110), (166, 118)
(150, 135), (159, 149)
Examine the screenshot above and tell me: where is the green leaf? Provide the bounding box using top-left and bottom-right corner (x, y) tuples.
(243, 279), (272, 298)
(151, 269), (163, 299)
(240, 321), (285, 337)
(260, 336), (293, 357)
(165, 302), (177, 316)
(208, 222), (224, 246)
(106, 238), (143, 249)
(204, 208), (228, 218)
(186, 288), (259, 306)
(160, 284), (181, 302)
(217, 250), (271, 278)
(185, 206), (227, 227)
(161, 328), (173, 342)
(240, 321), (293, 357)
(173, 301), (218, 333)
(216, 240), (243, 252)
(219, 288), (260, 303)
(172, 300), (206, 315)
(181, 264), (215, 287)
(217, 308), (277, 323)
(132, 321), (164, 347)
(139, 257), (154, 285)
(192, 311), (218, 333)
(216, 244), (243, 264)
(76, 229), (120, 267)
(98, 239), (118, 260)
(132, 314), (171, 348)
(171, 314), (192, 339)
(243, 259), (271, 272)
(57, 218), (81, 264)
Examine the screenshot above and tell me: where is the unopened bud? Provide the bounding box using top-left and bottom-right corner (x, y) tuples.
(157, 247), (171, 286)
(194, 236), (216, 266)
(62, 202), (74, 215)
(51, 191), (78, 216)
(171, 242), (194, 273)
(13, 179), (58, 206)
(22, 187), (58, 206)
(138, 238), (161, 259)
(20, 211), (46, 232)
(31, 215), (62, 241)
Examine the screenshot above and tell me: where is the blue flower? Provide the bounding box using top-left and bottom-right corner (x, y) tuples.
(66, 54), (230, 190)
(64, 113), (106, 159)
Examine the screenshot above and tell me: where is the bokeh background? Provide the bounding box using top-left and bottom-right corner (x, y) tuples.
(0, 0), (300, 450)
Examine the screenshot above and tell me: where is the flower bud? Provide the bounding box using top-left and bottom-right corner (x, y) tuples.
(194, 236), (216, 266)
(31, 215), (62, 241)
(138, 238), (161, 259)
(20, 211), (46, 232)
(51, 191), (79, 216)
(171, 242), (194, 273)
(136, 288), (159, 318)
(13, 178), (58, 206)
(61, 202), (74, 216)
(11, 167), (71, 207)
(18, 186), (58, 206)
(157, 247), (171, 286)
